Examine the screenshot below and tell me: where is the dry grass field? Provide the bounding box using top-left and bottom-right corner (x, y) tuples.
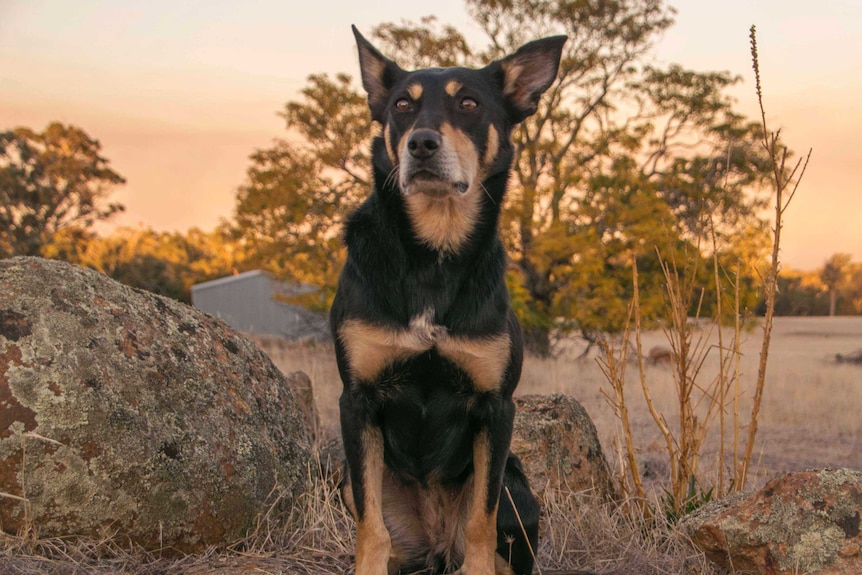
(2, 317), (858, 574)
(262, 316), (862, 493)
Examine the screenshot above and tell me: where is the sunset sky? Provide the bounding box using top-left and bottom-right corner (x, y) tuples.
(1, 0), (860, 270)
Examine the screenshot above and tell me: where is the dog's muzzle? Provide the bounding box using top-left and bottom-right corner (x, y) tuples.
(401, 129), (470, 197)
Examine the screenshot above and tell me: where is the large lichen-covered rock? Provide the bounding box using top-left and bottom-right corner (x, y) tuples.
(512, 394), (616, 502)
(0, 257), (311, 551)
(684, 468), (862, 575)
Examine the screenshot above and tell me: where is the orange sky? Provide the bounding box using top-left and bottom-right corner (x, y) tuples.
(2, 0), (860, 270)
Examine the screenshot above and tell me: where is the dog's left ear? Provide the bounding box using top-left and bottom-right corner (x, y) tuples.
(352, 25), (406, 123)
(497, 35), (567, 124)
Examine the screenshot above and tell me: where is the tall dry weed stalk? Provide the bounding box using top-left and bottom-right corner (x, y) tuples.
(738, 25), (811, 489)
(600, 25), (810, 519)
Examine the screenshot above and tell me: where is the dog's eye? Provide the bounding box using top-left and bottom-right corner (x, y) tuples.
(395, 98), (411, 112)
(460, 97), (479, 111)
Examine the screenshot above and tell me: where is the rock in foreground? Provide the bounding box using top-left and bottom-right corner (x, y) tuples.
(512, 394), (616, 502)
(0, 257), (311, 551)
(685, 468), (862, 575)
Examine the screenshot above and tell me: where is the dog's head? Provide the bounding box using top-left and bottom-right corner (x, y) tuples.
(353, 26), (565, 200)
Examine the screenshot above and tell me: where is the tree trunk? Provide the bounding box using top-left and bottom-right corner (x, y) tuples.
(522, 324), (552, 358)
(829, 289), (837, 316)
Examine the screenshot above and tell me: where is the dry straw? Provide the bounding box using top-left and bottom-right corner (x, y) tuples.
(598, 24), (811, 520)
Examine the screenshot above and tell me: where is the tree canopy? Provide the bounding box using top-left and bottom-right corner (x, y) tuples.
(229, 0), (783, 353)
(0, 123), (125, 258)
(43, 225), (242, 303)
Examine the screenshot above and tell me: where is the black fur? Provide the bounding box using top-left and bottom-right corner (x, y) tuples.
(332, 27), (565, 575)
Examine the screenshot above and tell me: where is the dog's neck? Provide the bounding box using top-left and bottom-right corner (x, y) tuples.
(373, 167), (507, 260)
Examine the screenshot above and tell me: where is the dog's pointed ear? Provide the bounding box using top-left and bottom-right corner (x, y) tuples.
(496, 35), (567, 124)
(352, 25), (405, 123)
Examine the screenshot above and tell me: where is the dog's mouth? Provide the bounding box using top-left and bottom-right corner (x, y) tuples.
(403, 169), (470, 197)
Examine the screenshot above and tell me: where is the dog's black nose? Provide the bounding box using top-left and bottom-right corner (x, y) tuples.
(407, 129), (441, 160)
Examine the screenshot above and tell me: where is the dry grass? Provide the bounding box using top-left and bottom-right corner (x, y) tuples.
(258, 317), (862, 495)
(0, 458), (724, 575)
(3, 318), (859, 573)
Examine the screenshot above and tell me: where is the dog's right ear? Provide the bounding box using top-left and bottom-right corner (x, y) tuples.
(352, 25), (405, 123)
(497, 35), (567, 124)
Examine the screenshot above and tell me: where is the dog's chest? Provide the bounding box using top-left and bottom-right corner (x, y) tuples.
(338, 307), (511, 393)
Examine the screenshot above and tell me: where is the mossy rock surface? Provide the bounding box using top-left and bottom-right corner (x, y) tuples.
(685, 468), (862, 575)
(0, 257), (311, 551)
(512, 394), (616, 502)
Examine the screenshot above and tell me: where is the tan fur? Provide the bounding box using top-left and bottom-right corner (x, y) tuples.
(440, 122), (479, 176)
(495, 555), (516, 575)
(445, 79), (463, 97)
(484, 124), (499, 167)
(343, 474), (358, 519)
(339, 314), (510, 392)
(397, 128), (412, 172)
(408, 82), (424, 100)
(401, 122), (481, 253)
(384, 124), (397, 165)
(437, 333), (511, 392)
(351, 439), (516, 575)
(354, 428), (392, 575)
(338, 315), (438, 382)
(500, 62), (525, 100)
(461, 433), (498, 575)
(382, 473), (472, 571)
(404, 190), (481, 254)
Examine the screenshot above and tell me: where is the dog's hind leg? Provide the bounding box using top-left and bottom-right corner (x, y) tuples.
(495, 455), (540, 575)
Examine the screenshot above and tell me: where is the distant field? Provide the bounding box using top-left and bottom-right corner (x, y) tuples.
(257, 316), (862, 491)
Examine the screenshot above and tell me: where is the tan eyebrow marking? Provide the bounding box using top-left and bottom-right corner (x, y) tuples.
(445, 80), (463, 97)
(408, 83), (424, 100)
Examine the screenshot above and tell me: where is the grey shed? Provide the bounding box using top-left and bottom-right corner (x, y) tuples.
(190, 270), (329, 341)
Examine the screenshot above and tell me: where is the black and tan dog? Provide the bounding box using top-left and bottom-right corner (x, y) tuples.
(331, 27), (566, 575)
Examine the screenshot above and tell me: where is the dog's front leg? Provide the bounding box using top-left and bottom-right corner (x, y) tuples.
(342, 396), (391, 575)
(459, 430), (507, 575)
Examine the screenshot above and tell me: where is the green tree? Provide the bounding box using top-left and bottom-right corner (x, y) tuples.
(845, 262), (862, 315)
(45, 226), (242, 302)
(820, 252), (853, 316)
(234, 2), (777, 354)
(768, 270), (828, 316)
(0, 123), (125, 257)
(231, 73), (370, 310)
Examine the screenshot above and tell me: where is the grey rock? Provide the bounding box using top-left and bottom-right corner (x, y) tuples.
(0, 257), (311, 551)
(512, 394), (617, 503)
(684, 468), (862, 574)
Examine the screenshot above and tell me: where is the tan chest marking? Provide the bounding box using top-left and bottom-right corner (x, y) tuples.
(338, 315), (438, 383)
(339, 314), (511, 391)
(436, 333), (511, 392)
